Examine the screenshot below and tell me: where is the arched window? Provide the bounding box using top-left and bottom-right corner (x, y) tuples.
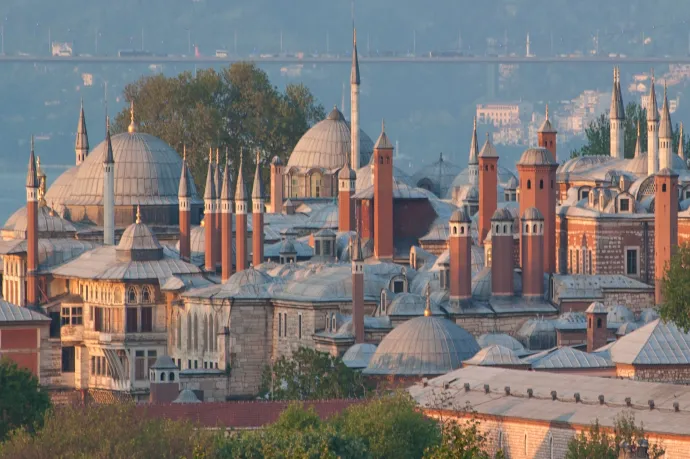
(176, 313), (182, 350)
(379, 157), (383, 164)
(187, 312), (192, 351)
(202, 315), (208, 352)
(127, 286), (137, 304)
(503, 224), (507, 233)
(597, 318), (602, 328)
(193, 313), (199, 352)
(527, 180), (531, 189)
(525, 224), (529, 233)
(331, 313), (337, 331)
(452, 226), (457, 235)
(169, 372), (175, 381)
(539, 179), (544, 189)
(142, 286), (152, 303)
(160, 372), (165, 382)
(662, 183), (667, 192)
(460, 226), (465, 234)
(533, 224), (537, 233)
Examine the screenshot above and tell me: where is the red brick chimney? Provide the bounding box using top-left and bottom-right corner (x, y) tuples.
(521, 207), (544, 298)
(478, 133), (498, 247)
(204, 149), (216, 272)
(655, 168), (679, 305)
(26, 136), (39, 307)
(220, 152), (234, 281)
(338, 164), (357, 232)
(251, 150), (265, 267)
(235, 153), (248, 272)
(491, 208), (514, 297)
(351, 236), (365, 344)
(517, 147), (558, 274)
(373, 121), (394, 260)
(449, 209), (472, 301)
(537, 105), (558, 161)
(178, 147), (192, 263)
(270, 156), (284, 214)
(586, 302), (608, 353)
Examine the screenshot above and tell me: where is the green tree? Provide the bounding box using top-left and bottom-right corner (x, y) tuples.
(333, 392), (441, 459)
(570, 102), (690, 160)
(424, 416), (502, 459)
(0, 358), (51, 441)
(113, 62), (325, 197)
(0, 403), (216, 458)
(660, 243), (690, 332)
(566, 411), (664, 459)
(259, 347), (371, 401)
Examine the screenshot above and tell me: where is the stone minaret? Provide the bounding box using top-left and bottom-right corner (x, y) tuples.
(449, 209), (472, 302)
(490, 209), (514, 297)
(585, 302), (608, 353)
(338, 161), (356, 232)
(103, 117), (115, 246)
(350, 28), (361, 169)
(178, 147), (192, 262)
(204, 148), (217, 272)
(634, 120), (642, 158)
(373, 121), (394, 260)
(655, 168), (678, 305)
(468, 117), (479, 186)
(75, 99), (89, 165)
(251, 150), (265, 267)
(658, 83), (673, 171)
(235, 153), (248, 272)
(351, 235), (365, 344)
(214, 149), (222, 271)
(609, 67), (625, 160)
(647, 73), (659, 175)
(521, 207), (544, 298)
(220, 150), (234, 281)
(270, 156), (284, 214)
(26, 137), (39, 307)
(517, 147), (558, 274)
(538, 105), (558, 161)
(478, 133), (498, 246)
(679, 122), (685, 162)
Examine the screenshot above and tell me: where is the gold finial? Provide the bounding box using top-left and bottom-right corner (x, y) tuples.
(183, 145), (186, 161)
(424, 283), (432, 317)
(136, 205), (141, 224)
(216, 147), (220, 165)
(127, 100), (137, 133)
(545, 104), (550, 120)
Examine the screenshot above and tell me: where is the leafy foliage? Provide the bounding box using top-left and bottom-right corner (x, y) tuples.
(112, 62), (324, 197)
(660, 243), (690, 332)
(566, 411), (664, 459)
(424, 416), (503, 459)
(0, 403), (216, 459)
(259, 347), (371, 400)
(0, 358), (51, 441)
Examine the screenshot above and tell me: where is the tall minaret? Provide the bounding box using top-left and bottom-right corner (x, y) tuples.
(235, 152), (248, 272)
(220, 149), (234, 281)
(204, 148), (216, 272)
(679, 122), (685, 162)
(26, 137), (39, 307)
(350, 28), (361, 169)
(658, 82), (673, 171)
(178, 146), (192, 262)
(103, 117), (115, 245)
(610, 67), (625, 159)
(214, 148), (222, 270)
(468, 117), (479, 186)
(251, 150), (265, 267)
(75, 99), (89, 165)
(647, 72), (659, 175)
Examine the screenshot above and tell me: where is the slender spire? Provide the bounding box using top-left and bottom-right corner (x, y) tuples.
(374, 119), (393, 149)
(178, 145), (191, 198)
(26, 136), (38, 188)
(235, 149), (247, 201)
(252, 149), (265, 200)
(128, 100), (137, 133)
(76, 98), (89, 153)
(214, 147), (222, 198)
(679, 123), (685, 159)
(204, 147), (216, 200)
(424, 283), (432, 317)
(538, 104), (556, 133)
(221, 146), (234, 201)
(610, 67), (625, 120)
(468, 117), (479, 165)
(104, 116), (114, 164)
(634, 120), (642, 158)
(136, 205), (141, 224)
(616, 67), (625, 119)
(659, 81), (672, 139)
(478, 132), (498, 158)
(350, 27), (360, 85)
(647, 70), (659, 122)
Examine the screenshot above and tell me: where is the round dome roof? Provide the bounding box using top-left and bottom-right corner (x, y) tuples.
(624, 154), (648, 176)
(363, 316), (479, 376)
(640, 308), (660, 324)
(2, 205), (76, 240)
(286, 107), (374, 171)
(446, 166), (516, 199)
(463, 345), (523, 366)
(518, 147), (557, 166)
(44, 165), (78, 213)
(505, 176), (518, 189)
(492, 207), (514, 221)
(58, 132), (196, 207)
(517, 319), (556, 351)
(454, 184), (479, 202)
(522, 207), (543, 220)
(410, 154), (463, 197)
(116, 220), (163, 261)
(387, 293), (443, 317)
(477, 333), (527, 355)
(342, 343), (378, 369)
(607, 305), (634, 325)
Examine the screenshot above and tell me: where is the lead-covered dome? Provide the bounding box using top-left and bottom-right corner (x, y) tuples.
(518, 147), (557, 166)
(59, 132), (197, 207)
(363, 316), (480, 376)
(286, 107), (374, 171)
(116, 219), (163, 262)
(2, 205), (76, 240)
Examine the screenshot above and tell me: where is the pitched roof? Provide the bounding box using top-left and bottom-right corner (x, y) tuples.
(374, 121), (393, 150)
(527, 346), (613, 369)
(610, 319), (690, 365)
(0, 299), (50, 323)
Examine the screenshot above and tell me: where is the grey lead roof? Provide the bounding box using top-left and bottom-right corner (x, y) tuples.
(220, 160), (234, 201)
(477, 333), (528, 356)
(0, 298), (50, 323)
(610, 67), (625, 120)
(610, 319), (690, 365)
(463, 345), (524, 366)
(342, 343), (377, 369)
(528, 346), (613, 369)
(659, 84), (673, 139)
(104, 118), (114, 164)
(76, 100), (89, 152)
(178, 155), (191, 198)
(478, 133), (498, 158)
(647, 75), (659, 122)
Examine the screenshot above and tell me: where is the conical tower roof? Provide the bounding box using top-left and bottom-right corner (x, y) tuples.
(252, 150), (265, 200)
(659, 82), (672, 139)
(235, 152), (247, 201)
(104, 117), (114, 165)
(610, 67), (625, 120)
(76, 99), (89, 152)
(26, 136), (38, 188)
(679, 123), (685, 160)
(538, 105), (557, 133)
(634, 120), (642, 158)
(374, 120), (393, 150)
(647, 73), (659, 122)
(221, 148), (234, 201)
(214, 148), (222, 198)
(178, 146), (192, 198)
(351, 28), (360, 85)
(478, 133), (498, 158)
(468, 117), (479, 165)
(204, 148), (216, 200)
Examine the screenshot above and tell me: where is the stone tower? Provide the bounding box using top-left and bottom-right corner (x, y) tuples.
(491, 208), (514, 297)
(26, 137), (39, 307)
(204, 149), (217, 272)
(538, 105), (558, 161)
(373, 121), (394, 260)
(75, 99), (89, 165)
(658, 83), (673, 171)
(654, 168), (678, 305)
(609, 67), (625, 160)
(647, 73), (660, 175)
(220, 151), (234, 281)
(449, 209), (472, 302)
(586, 302), (608, 353)
(338, 162), (356, 232)
(521, 207), (544, 298)
(351, 235), (365, 344)
(235, 153), (248, 272)
(270, 156), (284, 214)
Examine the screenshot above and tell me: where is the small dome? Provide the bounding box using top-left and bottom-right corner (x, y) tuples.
(226, 268), (273, 289)
(2, 205), (77, 240)
(278, 239), (297, 255)
(454, 184), (479, 202)
(116, 220), (163, 262)
(606, 305), (634, 325)
(450, 208), (471, 223)
(522, 207), (543, 221)
(491, 207), (513, 221)
(517, 147), (557, 166)
(586, 302), (607, 314)
(172, 389), (200, 404)
(387, 293), (443, 317)
(505, 176), (519, 189)
(287, 106), (374, 171)
(342, 343), (378, 369)
(338, 165), (356, 179)
(150, 355), (177, 370)
(271, 156), (284, 166)
(616, 321), (640, 336)
(477, 333), (527, 355)
(410, 153), (463, 197)
(640, 308), (660, 324)
(363, 316), (480, 376)
(463, 345), (523, 366)
(517, 319), (557, 351)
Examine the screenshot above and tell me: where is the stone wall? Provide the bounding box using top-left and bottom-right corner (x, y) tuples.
(602, 290), (654, 314)
(180, 371), (228, 402)
(454, 313), (558, 337)
(617, 363), (690, 384)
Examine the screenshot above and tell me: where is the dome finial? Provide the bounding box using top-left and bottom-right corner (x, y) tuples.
(128, 100), (137, 133)
(545, 104), (549, 120)
(424, 283), (432, 317)
(136, 205), (141, 224)
(381, 118), (385, 132)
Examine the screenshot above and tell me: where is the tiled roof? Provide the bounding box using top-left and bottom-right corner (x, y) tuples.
(527, 346), (613, 369)
(463, 345), (524, 366)
(0, 299), (50, 323)
(610, 319), (690, 365)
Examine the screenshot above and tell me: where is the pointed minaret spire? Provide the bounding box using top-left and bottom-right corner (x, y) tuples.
(252, 149), (265, 200)
(350, 26), (361, 170)
(220, 146), (234, 281)
(75, 98), (89, 165)
(178, 145), (192, 262)
(252, 149), (265, 267)
(634, 120), (642, 158)
(26, 136), (39, 307)
(26, 136), (38, 189)
(659, 81), (673, 170)
(235, 150), (248, 272)
(178, 145), (191, 199)
(351, 27), (360, 85)
(679, 123), (685, 160)
(104, 116), (114, 164)
(204, 147), (216, 201)
(647, 71), (659, 122)
(203, 147), (217, 272)
(103, 116), (115, 245)
(610, 67), (625, 159)
(647, 70), (660, 174)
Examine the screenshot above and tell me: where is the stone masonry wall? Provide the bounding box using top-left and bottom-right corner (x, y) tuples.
(617, 363), (690, 385)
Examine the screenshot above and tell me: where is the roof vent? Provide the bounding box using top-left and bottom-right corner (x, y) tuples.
(674, 401), (680, 412)
(504, 386), (510, 396)
(551, 390), (557, 401)
(443, 382), (450, 390)
(484, 384), (490, 394)
(464, 383), (470, 392)
(527, 388), (533, 398)
(422, 379), (428, 387)
(574, 393), (581, 403)
(598, 395), (605, 405)
(625, 397), (632, 407)
(648, 399), (655, 410)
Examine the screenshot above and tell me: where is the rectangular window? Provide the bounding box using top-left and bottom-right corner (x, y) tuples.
(194, 360), (198, 369)
(188, 359), (192, 369)
(283, 313), (287, 337)
(147, 350), (157, 372)
(135, 350), (146, 380)
(393, 280), (404, 294)
(61, 346), (75, 373)
(61, 307), (70, 326)
(141, 307), (153, 332)
(126, 308), (138, 333)
(278, 313), (282, 338)
(298, 313), (302, 339)
(94, 307), (103, 331)
(71, 307), (83, 325)
(619, 198), (630, 212)
(315, 240), (321, 254)
(626, 248), (639, 276)
(91, 356), (96, 375)
(49, 311), (61, 338)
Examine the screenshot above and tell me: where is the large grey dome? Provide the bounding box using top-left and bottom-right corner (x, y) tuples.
(363, 316), (480, 376)
(286, 107), (374, 171)
(58, 132), (197, 206)
(2, 205), (76, 240)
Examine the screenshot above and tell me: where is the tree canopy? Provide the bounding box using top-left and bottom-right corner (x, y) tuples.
(570, 102), (690, 160)
(259, 347), (371, 401)
(660, 243), (690, 332)
(112, 62), (325, 197)
(0, 358), (51, 442)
